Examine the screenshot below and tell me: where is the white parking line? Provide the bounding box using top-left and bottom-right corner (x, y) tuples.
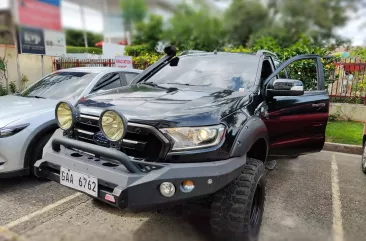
(4, 192), (82, 229)
(331, 154), (344, 241)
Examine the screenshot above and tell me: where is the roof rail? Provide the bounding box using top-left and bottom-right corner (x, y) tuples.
(256, 50), (278, 57)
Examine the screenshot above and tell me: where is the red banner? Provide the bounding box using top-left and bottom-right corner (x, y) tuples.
(17, 0), (61, 31)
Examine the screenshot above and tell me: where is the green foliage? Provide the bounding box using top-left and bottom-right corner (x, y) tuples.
(21, 74), (29, 91)
(124, 44), (155, 56)
(66, 46), (103, 55)
(65, 29), (103, 47)
(9, 82), (16, 93)
(132, 54), (162, 70)
(350, 47), (366, 59)
(133, 14), (164, 51)
(0, 83), (7, 96)
(120, 0), (147, 32)
(225, 0), (361, 47)
(224, 0), (270, 46)
(0, 59), (5, 72)
(163, 3), (225, 51)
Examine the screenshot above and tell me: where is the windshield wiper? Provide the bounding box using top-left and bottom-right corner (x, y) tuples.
(139, 82), (178, 92)
(24, 95), (46, 99)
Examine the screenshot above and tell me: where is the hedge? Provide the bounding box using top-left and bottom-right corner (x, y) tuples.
(66, 46), (103, 55)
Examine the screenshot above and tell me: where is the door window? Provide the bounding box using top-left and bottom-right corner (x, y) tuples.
(93, 73), (122, 92)
(124, 72), (139, 85)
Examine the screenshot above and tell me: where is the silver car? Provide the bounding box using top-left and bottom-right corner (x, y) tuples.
(0, 67), (142, 178)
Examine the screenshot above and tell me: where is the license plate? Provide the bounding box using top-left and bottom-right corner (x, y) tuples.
(60, 167), (98, 197)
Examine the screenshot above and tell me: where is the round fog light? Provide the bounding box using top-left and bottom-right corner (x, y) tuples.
(181, 180), (195, 193)
(159, 182), (175, 198)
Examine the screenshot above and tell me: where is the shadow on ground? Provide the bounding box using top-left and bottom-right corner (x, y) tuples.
(0, 176), (45, 192)
(91, 199), (213, 241)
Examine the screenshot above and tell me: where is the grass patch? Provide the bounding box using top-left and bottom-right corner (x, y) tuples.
(326, 121), (364, 145)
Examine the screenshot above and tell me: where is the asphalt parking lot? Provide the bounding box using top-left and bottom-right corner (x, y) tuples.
(0, 151), (365, 241)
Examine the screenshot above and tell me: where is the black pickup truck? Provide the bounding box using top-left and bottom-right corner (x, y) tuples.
(35, 46), (329, 241)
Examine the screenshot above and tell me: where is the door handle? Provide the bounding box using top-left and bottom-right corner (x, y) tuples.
(312, 103), (326, 108)
(312, 123), (323, 127)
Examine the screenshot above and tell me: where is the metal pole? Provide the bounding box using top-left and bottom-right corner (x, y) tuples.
(10, 0), (22, 91)
(41, 55), (44, 77)
(103, 0), (108, 44)
(80, 3), (88, 48)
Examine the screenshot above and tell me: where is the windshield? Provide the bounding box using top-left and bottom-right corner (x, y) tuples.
(143, 54), (259, 91)
(21, 72), (97, 100)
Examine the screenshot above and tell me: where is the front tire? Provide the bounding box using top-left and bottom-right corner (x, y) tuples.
(361, 145), (366, 174)
(29, 133), (53, 176)
(210, 158), (266, 241)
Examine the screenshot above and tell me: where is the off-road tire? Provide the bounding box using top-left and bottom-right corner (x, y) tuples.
(29, 133), (53, 176)
(210, 158), (266, 241)
(361, 145), (366, 174)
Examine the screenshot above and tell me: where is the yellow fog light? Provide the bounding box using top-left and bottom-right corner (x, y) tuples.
(181, 180), (195, 193)
(100, 110), (127, 142)
(56, 102), (74, 131)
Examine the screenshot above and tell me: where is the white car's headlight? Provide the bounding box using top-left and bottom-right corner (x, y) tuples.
(160, 124), (226, 151)
(0, 124), (30, 138)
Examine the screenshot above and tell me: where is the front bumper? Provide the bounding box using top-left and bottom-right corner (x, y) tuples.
(35, 129), (246, 210)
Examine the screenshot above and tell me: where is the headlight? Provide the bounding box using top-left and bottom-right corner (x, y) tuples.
(0, 124), (29, 138)
(100, 110), (128, 142)
(55, 101), (78, 131)
(160, 124), (226, 151)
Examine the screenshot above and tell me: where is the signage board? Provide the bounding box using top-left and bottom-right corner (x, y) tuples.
(16, 0), (61, 31)
(18, 26), (45, 55)
(115, 56), (133, 69)
(44, 30), (66, 56)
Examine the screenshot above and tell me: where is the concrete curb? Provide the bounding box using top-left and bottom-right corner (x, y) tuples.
(323, 142), (363, 155)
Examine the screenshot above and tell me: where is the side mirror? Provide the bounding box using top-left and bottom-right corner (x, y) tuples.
(266, 79), (304, 97)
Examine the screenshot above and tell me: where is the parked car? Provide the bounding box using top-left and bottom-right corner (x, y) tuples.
(362, 122), (366, 173)
(0, 67), (142, 178)
(35, 47), (329, 241)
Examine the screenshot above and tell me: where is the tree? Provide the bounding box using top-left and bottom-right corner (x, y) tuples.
(225, 0), (363, 48)
(120, 0), (148, 43)
(65, 29), (103, 47)
(224, 0), (270, 46)
(133, 14), (164, 51)
(164, 3), (225, 51)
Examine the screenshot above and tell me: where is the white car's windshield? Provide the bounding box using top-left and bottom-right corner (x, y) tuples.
(21, 72), (97, 100)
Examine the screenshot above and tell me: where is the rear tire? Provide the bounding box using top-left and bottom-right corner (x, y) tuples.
(361, 146), (366, 174)
(29, 132), (53, 176)
(210, 158), (266, 241)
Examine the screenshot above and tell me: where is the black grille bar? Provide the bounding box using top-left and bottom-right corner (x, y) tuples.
(74, 114), (171, 160)
(52, 136), (142, 173)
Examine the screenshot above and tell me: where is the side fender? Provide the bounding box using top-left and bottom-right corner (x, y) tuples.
(230, 116), (269, 158)
(23, 120), (58, 169)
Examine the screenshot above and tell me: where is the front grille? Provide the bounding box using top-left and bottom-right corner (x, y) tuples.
(73, 114), (169, 161)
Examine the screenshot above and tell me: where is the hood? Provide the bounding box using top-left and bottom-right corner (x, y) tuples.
(78, 84), (251, 127)
(0, 95), (59, 127)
